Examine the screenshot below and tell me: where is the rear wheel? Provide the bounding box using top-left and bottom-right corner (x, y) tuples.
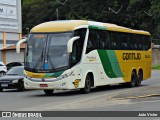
(136, 71), (143, 87)
(0, 88), (3, 92)
(129, 71), (137, 87)
(44, 90), (54, 95)
(81, 75), (92, 94)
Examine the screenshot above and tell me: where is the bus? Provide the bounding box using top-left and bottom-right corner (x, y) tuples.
(17, 20), (152, 95)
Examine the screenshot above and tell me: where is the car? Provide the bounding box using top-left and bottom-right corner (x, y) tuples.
(0, 62), (7, 76)
(0, 66), (24, 92)
(6, 62), (24, 71)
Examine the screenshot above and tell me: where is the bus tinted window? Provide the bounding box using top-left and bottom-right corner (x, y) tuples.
(72, 28), (87, 65)
(120, 33), (129, 50)
(86, 30), (98, 53)
(109, 31), (151, 50)
(86, 29), (151, 52)
(110, 32), (118, 50)
(86, 29), (110, 53)
(98, 31), (110, 50)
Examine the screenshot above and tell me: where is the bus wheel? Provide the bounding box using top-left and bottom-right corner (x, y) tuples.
(44, 90), (54, 95)
(81, 75), (92, 94)
(129, 71), (137, 87)
(136, 71), (143, 87)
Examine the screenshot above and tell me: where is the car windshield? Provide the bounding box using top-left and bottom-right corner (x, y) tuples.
(6, 67), (24, 75)
(25, 32), (73, 72)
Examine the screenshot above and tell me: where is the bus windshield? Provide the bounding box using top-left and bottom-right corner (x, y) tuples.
(25, 32), (73, 72)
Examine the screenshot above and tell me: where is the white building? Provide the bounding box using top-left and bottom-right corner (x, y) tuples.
(0, 0), (22, 64)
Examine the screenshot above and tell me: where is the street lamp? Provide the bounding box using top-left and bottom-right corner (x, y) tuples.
(26, 28), (29, 35)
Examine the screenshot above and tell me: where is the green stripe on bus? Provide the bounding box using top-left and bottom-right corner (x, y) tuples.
(97, 50), (116, 78)
(44, 71), (64, 78)
(89, 25), (106, 30)
(97, 50), (124, 78)
(107, 50), (124, 77)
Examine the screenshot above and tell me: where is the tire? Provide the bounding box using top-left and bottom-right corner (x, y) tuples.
(18, 81), (25, 91)
(129, 71), (137, 87)
(44, 90), (54, 95)
(0, 72), (5, 77)
(0, 88), (3, 92)
(81, 75), (92, 94)
(136, 71), (143, 87)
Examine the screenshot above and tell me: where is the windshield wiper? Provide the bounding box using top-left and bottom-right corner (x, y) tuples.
(47, 53), (55, 70)
(32, 47), (45, 70)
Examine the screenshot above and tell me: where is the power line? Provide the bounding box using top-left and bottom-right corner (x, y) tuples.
(56, 0), (68, 5)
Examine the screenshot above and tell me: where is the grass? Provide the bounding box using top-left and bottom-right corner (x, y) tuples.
(152, 64), (160, 70)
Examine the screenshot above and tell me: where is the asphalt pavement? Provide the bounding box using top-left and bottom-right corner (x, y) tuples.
(0, 70), (160, 119)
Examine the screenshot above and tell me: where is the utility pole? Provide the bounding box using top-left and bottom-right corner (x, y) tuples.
(56, 0), (68, 20)
(56, 8), (59, 20)
(26, 28), (29, 35)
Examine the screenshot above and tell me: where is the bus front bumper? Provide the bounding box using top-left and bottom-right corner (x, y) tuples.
(24, 78), (72, 90)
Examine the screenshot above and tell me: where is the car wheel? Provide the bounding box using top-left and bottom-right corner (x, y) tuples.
(18, 81), (25, 91)
(81, 75), (92, 94)
(44, 90), (54, 95)
(0, 88), (3, 92)
(0, 72), (5, 77)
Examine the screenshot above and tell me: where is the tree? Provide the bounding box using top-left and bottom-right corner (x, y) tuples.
(22, 0), (160, 42)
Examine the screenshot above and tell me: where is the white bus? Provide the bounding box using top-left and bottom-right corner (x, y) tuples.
(17, 20), (152, 95)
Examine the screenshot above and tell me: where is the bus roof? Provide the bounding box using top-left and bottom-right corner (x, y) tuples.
(31, 20), (150, 35)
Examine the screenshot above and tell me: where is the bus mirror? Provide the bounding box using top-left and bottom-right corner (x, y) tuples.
(67, 36), (80, 53)
(16, 38), (27, 53)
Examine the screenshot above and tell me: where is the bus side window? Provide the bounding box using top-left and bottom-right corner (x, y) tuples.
(120, 33), (128, 50)
(136, 34), (141, 50)
(71, 28), (87, 66)
(86, 29), (98, 54)
(72, 41), (78, 64)
(144, 35), (151, 50)
(98, 31), (110, 50)
(110, 32), (118, 50)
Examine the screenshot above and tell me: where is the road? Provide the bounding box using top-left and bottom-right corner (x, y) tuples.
(0, 70), (160, 113)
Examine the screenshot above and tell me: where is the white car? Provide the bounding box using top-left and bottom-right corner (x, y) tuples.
(0, 62), (7, 76)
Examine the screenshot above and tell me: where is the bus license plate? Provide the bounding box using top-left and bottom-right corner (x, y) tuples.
(39, 84), (48, 87)
(1, 84), (8, 87)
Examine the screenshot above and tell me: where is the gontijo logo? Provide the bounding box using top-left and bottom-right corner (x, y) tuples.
(123, 53), (141, 60)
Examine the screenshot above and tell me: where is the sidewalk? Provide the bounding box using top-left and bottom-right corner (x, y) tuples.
(110, 85), (160, 99)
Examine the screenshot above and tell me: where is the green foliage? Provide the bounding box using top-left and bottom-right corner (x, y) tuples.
(152, 64), (160, 70)
(22, 0), (160, 43)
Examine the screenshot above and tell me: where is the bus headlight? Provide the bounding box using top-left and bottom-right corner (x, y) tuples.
(57, 71), (74, 80)
(24, 74), (31, 80)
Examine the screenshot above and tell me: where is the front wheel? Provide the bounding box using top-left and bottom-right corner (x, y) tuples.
(0, 72), (5, 77)
(0, 88), (3, 92)
(81, 75), (92, 94)
(44, 90), (54, 95)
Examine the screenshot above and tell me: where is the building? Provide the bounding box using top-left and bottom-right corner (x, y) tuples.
(0, 0), (22, 64)
(1, 43), (25, 63)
